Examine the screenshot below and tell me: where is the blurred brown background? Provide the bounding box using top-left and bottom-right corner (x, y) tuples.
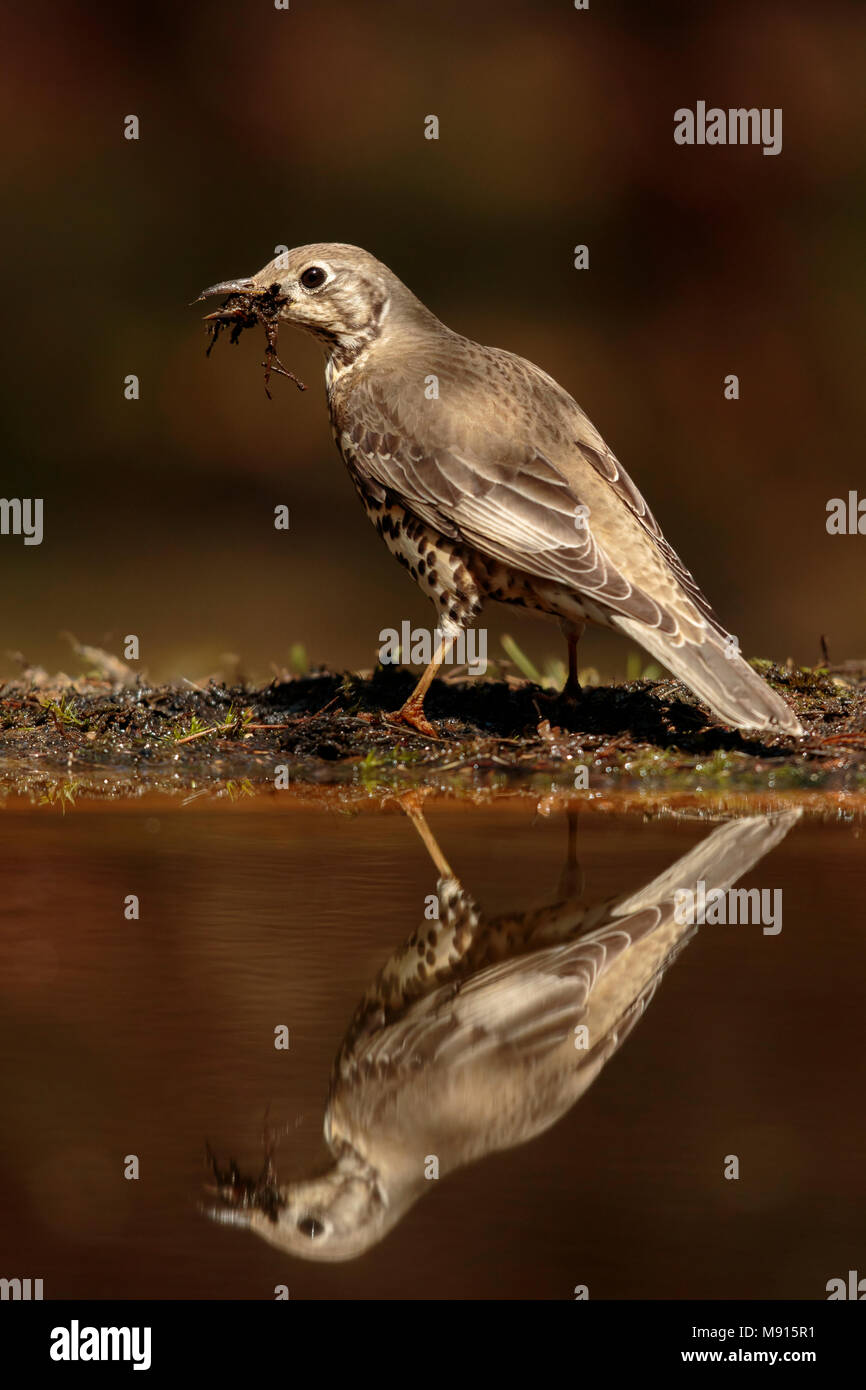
(1, 0), (863, 683)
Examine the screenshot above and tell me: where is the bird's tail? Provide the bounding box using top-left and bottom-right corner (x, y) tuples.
(612, 616), (803, 735)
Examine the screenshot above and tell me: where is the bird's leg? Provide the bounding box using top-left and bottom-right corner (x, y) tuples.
(387, 632), (454, 737)
(561, 619), (585, 699)
(556, 808), (586, 900)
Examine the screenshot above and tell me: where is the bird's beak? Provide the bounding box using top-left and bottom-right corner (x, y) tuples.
(192, 277), (265, 318)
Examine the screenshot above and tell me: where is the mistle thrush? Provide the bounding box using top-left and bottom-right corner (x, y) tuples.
(204, 805), (799, 1261)
(199, 244), (803, 737)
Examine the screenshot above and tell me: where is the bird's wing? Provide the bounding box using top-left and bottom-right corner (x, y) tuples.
(337, 359), (723, 642)
(342, 904), (669, 1077)
(337, 348), (804, 732)
(573, 437), (726, 635)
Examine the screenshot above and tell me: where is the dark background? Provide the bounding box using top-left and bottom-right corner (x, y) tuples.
(1, 0), (863, 683)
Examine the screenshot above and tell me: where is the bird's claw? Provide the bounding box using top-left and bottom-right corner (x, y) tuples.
(352, 707), (439, 737)
(385, 703), (439, 738)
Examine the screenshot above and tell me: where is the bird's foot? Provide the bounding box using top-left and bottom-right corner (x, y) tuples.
(384, 700), (439, 738)
(352, 699), (440, 737)
(560, 677), (582, 701)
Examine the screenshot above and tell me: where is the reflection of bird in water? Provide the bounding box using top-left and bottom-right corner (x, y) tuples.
(205, 805), (799, 1261)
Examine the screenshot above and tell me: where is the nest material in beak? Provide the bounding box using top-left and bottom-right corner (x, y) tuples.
(203, 1142), (284, 1225)
(199, 284), (307, 397)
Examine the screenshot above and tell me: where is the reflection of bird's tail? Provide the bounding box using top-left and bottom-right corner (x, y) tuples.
(614, 809), (802, 917)
(612, 615), (803, 735)
(570, 810), (802, 1079)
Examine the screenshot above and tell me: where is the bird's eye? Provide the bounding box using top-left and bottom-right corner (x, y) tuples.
(297, 1215), (326, 1239)
(300, 266), (327, 289)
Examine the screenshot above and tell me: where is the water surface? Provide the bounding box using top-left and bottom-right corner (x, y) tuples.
(1, 800), (863, 1299)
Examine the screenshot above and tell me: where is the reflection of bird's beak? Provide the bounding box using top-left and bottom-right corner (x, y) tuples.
(193, 277), (264, 318)
(200, 1201), (253, 1229)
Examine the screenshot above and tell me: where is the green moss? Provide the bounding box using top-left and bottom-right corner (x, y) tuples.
(40, 696), (89, 730)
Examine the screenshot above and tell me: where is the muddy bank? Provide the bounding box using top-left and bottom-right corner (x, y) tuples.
(0, 661), (864, 805)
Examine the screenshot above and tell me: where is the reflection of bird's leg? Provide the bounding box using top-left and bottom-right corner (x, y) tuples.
(400, 795), (456, 880)
(390, 795), (484, 975)
(560, 619), (585, 698)
(556, 809), (585, 901)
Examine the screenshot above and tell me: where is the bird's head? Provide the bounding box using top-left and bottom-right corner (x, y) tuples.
(203, 1138), (409, 1263)
(197, 242), (430, 355)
